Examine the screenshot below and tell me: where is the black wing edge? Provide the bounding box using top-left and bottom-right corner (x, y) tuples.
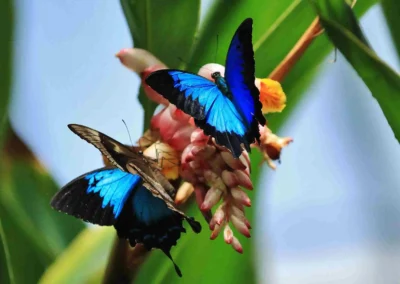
(233, 18), (266, 144)
(196, 118), (248, 159)
(145, 70), (207, 120)
(50, 167), (117, 226)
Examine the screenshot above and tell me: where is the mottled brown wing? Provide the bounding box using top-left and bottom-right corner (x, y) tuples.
(68, 124), (142, 171)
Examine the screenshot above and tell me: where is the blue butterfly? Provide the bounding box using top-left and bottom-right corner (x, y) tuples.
(51, 124), (201, 277)
(145, 18), (266, 158)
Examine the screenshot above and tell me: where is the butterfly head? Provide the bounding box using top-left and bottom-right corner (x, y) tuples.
(211, 71), (222, 80)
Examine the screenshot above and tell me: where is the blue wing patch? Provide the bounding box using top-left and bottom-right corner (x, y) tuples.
(85, 168), (140, 218)
(51, 167), (140, 225)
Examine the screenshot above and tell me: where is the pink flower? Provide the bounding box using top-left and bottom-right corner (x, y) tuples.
(116, 48), (169, 105)
(150, 104), (196, 152)
(179, 128), (253, 252)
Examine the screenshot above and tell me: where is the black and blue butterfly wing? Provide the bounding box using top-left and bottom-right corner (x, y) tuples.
(51, 167), (140, 225)
(225, 18), (266, 143)
(145, 70), (250, 158)
(51, 167), (199, 276)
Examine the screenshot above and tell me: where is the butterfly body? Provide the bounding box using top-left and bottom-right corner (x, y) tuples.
(211, 72), (231, 99)
(146, 18), (266, 158)
(51, 124), (201, 276)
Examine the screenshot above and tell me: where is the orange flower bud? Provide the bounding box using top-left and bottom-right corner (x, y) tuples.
(257, 78), (287, 114)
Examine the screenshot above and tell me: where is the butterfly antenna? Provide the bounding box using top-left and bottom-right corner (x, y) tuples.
(177, 56), (215, 77)
(214, 34), (219, 63)
(122, 119), (134, 147)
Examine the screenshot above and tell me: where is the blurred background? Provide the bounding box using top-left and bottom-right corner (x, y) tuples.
(2, 0), (400, 283)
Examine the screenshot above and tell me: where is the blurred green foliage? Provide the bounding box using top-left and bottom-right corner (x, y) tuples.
(314, 0), (400, 142)
(3, 0), (400, 284)
(121, 0), (200, 129)
(0, 136), (84, 284)
(0, 0), (13, 147)
(381, 0), (400, 59)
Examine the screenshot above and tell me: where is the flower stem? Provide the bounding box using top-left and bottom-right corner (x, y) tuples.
(268, 0), (358, 82)
(268, 17), (323, 82)
(102, 239), (149, 284)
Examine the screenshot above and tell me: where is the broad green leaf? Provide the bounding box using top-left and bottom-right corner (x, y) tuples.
(0, 0), (13, 282)
(0, 132), (84, 283)
(39, 227), (115, 284)
(0, 159), (84, 257)
(0, 218), (15, 284)
(0, 204), (50, 283)
(313, 0), (400, 142)
(381, 0), (400, 60)
(120, 0), (201, 129)
(0, 0), (13, 146)
(121, 0), (200, 68)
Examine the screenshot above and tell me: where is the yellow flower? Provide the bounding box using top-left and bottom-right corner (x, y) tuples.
(143, 142), (180, 180)
(258, 78), (287, 114)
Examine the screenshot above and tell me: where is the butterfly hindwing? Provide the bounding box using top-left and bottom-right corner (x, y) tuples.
(225, 18), (266, 143)
(114, 183), (188, 276)
(51, 167), (140, 225)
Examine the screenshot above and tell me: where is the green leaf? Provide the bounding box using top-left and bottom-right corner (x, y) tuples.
(0, 134), (84, 283)
(121, 0), (201, 128)
(39, 227), (115, 284)
(121, 0), (200, 68)
(0, 218), (15, 284)
(381, 0), (400, 60)
(0, 0), (13, 281)
(313, 0), (400, 142)
(0, 0), (13, 146)
(0, 204), (50, 283)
